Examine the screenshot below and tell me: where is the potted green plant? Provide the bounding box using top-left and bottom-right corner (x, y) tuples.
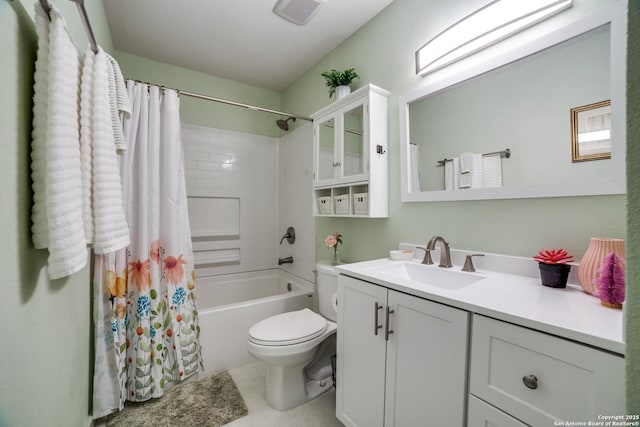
(533, 249), (574, 288)
(321, 68), (360, 99)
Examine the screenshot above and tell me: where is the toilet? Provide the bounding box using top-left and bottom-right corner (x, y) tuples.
(247, 261), (338, 410)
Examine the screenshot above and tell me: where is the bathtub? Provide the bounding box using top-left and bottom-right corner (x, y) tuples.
(195, 269), (314, 377)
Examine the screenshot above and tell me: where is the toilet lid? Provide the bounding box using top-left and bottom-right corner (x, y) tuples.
(248, 308), (328, 346)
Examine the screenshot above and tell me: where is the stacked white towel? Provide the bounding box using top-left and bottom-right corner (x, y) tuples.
(85, 48), (131, 254)
(30, 5), (50, 250)
(42, 4), (88, 279)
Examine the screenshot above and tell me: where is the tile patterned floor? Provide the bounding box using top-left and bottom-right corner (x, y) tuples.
(224, 362), (344, 427)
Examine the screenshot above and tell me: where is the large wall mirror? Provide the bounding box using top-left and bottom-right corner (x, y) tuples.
(399, 3), (626, 202)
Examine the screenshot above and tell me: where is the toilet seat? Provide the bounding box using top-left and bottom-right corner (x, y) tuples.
(248, 308), (328, 346)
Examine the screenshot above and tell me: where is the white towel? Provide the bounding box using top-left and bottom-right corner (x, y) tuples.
(44, 5), (88, 279)
(30, 4), (50, 250)
(459, 152), (484, 189)
(444, 158), (459, 191)
(471, 153), (484, 189)
(409, 143), (421, 192)
(106, 53), (130, 154)
(482, 153), (503, 188)
(106, 54), (131, 119)
(80, 49), (95, 244)
(458, 152), (473, 188)
(89, 48), (131, 254)
(459, 152), (473, 173)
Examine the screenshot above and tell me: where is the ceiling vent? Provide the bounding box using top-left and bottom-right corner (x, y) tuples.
(273, 0), (323, 25)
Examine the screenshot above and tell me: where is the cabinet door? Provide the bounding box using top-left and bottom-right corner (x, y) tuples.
(384, 290), (469, 427)
(337, 275), (388, 427)
(314, 115), (338, 186)
(339, 99), (369, 184)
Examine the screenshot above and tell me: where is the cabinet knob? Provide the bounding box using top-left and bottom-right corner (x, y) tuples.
(522, 374), (538, 390)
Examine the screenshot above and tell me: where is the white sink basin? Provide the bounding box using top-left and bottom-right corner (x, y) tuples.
(369, 261), (485, 290)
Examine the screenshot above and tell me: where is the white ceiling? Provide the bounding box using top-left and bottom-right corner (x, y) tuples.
(103, 0), (395, 92)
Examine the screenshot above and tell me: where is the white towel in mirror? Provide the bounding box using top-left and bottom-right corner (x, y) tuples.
(459, 152), (473, 173)
(482, 153), (503, 187)
(445, 158), (459, 190)
(409, 143), (421, 192)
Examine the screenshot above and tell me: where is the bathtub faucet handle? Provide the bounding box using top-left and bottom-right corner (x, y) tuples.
(280, 226), (296, 245)
(278, 257), (293, 265)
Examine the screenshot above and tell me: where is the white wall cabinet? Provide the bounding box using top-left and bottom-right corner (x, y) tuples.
(312, 84), (389, 217)
(336, 275), (469, 427)
(468, 314), (625, 426)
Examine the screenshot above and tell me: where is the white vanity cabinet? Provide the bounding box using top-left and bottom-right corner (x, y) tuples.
(312, 84), (389, 217)
(468, 315), (625, 426)
(336, 275), (469, 427)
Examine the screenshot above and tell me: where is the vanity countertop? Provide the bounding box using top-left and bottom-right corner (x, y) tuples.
(335, 257), (624, 355)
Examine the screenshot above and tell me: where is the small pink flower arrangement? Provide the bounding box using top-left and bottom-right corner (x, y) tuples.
(533, 249), (574, 264)
(325, 230), (342, 264)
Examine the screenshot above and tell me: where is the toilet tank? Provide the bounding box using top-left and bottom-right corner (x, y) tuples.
(316, 261), (338, 322)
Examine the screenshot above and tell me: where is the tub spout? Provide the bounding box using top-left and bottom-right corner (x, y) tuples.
(278, 256), (293, 265)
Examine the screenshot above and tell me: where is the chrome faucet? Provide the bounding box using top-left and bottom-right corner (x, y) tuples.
(425, 236), (453, 268)
(278, 256), (293, 265)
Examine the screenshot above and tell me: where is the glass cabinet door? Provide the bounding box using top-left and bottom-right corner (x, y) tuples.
(341, 102), (366, 182)
(317, 117), (337, 183)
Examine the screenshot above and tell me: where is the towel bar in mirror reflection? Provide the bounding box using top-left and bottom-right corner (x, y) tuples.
(399, 3), (626, 202)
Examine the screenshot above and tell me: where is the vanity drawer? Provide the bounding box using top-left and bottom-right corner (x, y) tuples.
(467, 395), (527, 427)
(470, 315), (624, 426)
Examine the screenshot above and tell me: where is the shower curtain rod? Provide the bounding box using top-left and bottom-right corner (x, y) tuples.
(38, 0), (312, 122)
(39, 0), (98, 54)
(128, 79), (313, 122)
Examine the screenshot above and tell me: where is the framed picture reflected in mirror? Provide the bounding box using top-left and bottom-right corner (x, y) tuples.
(571, 100), (611, 162)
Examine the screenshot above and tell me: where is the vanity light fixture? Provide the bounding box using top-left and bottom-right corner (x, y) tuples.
(415, 0), (573, 76)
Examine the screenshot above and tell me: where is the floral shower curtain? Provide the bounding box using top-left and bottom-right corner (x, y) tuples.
(93, 82), (202, 418)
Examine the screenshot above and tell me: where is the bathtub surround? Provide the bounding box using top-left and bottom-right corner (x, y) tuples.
(93, 81), (202, 418)
(104, 371), (247, 426)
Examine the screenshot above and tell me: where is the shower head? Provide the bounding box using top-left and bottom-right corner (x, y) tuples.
(276, 117), (296, 131)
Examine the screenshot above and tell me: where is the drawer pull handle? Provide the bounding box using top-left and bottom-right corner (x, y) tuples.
(522, 375), (538, 390)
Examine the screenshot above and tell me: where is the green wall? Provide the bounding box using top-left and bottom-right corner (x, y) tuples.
(115, 51), (283, 138)
(0, 1), (113, 426)
(282, 0), (625, 263)
(625, 0), (639, 415)
(282, 0), (635, 410)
